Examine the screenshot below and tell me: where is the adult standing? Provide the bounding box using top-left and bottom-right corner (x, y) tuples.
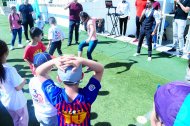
(64, 0), (83, 46)
(133, 0), (147, 42)
(19, 0), (34, 43)
(116, 0), (131, 36)
(133, 0), (160, 61)
(8, 6), (23, 50)
(168, 0), (190, 57)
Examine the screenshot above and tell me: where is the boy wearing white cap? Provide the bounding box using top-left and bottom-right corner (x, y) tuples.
(36, 55), (104, 126)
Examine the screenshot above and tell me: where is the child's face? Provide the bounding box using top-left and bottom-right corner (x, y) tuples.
(33, 34), (42, 42)
(11, 8), (16, 13)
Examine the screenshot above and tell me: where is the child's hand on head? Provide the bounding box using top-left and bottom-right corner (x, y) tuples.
(61, 56), (82, 72)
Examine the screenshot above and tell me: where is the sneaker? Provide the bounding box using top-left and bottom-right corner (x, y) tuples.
(178, 51), (183, 57)
(168, 47), (176, 52)
(133, 38), (138, 42)
(9, 46), (14, 51)
(26, 40), (30, 43)
(133, 53), (140, 56)
(147, 57), (152, 61)
(18, 44), (24, 48)
(75, 42), (79, 45)
(153, 44), (156, 50)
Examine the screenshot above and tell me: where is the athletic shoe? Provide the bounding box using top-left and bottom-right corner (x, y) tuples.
(26, 40), (30, 43)
(9, 46), (14, 51)
(133, 38), (138, 42)
(133, 53), (140, 56)
(178, 51), (183, 57)
(18, 44), (24, 48)
(153, 44), (156, 50)
(168, 48), (176, 52)
(147, 57), (152, 61)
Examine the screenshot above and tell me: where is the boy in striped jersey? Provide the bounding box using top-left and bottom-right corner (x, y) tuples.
(36, 55), (104, 126)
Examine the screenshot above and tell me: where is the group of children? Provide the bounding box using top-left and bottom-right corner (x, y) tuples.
(0, 5), (104, 126)
(0, 38), (104, 125)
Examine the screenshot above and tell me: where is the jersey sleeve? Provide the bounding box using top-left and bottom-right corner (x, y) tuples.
(42, 79), (65, 106)
(10, 67), (24, 87)
(23, 46), (30, 61)
(82, 77), (101, 104)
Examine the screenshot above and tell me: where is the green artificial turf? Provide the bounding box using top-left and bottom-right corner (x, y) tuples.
(0, 14), (187, 126)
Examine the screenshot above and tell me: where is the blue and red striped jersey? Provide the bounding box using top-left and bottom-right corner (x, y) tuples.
(42, 77), (101, 126)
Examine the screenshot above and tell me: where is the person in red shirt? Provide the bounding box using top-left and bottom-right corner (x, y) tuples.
(23, 27), (46, 75)
(133, 0), (147, 42)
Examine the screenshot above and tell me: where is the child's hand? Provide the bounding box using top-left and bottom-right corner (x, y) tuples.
(62, 56), (82, 71)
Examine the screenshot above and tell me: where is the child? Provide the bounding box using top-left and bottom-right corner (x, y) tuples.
(0, 40), (28, 126)
(8, 6), (23, 50)
(35, 15), (45, 39)
(29, 52), (58, 126)
(23, 27), (46, 75)
(78, 12), (98, 64)
(36, 55), (104, 125)
(48, 17), (65, 56)
(150, 81), (190, 126)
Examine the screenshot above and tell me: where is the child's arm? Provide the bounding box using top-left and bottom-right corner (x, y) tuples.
(15, 79), (26, 91)
(24, 58), (32, 65)
(8, 14), (12, 31)
(86, 23), (96, 43)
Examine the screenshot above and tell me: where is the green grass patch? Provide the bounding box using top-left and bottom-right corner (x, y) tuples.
(0, 14), (188, 126)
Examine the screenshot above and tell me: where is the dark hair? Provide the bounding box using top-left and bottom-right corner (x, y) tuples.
(49, 17), (56, 24)
(188, 59), (190, 69)
(79, 11), (89, 20)
(30, 27), (42, 39)
(11, 6), (16, 10)
(0, 40), (8, 83)
(149, 0), (155, 3)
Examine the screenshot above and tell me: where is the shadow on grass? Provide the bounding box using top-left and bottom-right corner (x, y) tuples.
(98, 40), (117, 44)
(7, 58), (25, 63)
(128, 124), (136, 126)
(140, 51), (176, 59)
(91, 112), (98, 120)
(14, 64), (33, 79)
(94, 122), (112, 126)
(98, 91), (109, 96)
(104, 59), (138, 74)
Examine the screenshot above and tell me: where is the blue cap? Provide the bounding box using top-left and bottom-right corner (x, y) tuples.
(33, 52), (52, 68)
(58, 65), (82, 85)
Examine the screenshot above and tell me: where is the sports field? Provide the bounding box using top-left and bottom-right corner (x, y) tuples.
(0, 14), (187, 126)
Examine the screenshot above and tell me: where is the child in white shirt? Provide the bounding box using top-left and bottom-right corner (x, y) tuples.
(29, 52), (58, 126)
(48, 17), (65, 56)
(36, 15), (45, 39)
(0, 39), (28, 126)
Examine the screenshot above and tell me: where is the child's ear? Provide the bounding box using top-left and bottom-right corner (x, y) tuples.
(81, 72), (84, 80)
(56, 75), (62, 83)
